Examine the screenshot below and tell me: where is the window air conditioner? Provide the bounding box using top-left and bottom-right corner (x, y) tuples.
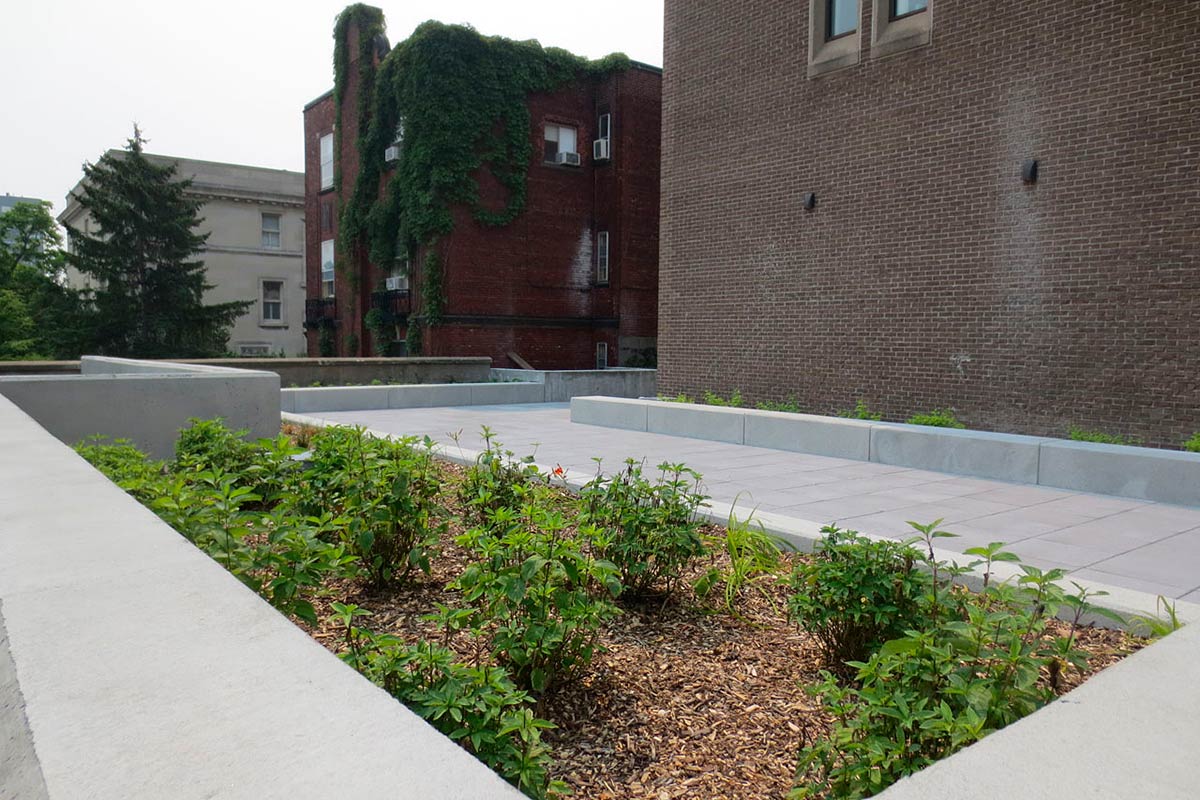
(385, 276), (407, 291)
(555, 151), (581, 167)
(593, 138), (611, 162)
(384, 145), (401, 163)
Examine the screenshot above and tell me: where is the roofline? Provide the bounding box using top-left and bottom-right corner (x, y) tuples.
(628, 60), (662, 75)
(305, 88), (334, 111)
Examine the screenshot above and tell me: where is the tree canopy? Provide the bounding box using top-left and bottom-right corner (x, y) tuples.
(0, 200), (78, 359)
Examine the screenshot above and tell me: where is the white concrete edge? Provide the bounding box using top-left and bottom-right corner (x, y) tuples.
(282, 413), (1196, 628)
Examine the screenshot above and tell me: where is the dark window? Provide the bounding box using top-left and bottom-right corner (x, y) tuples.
(890, 0), (927, 20)
(827, 0), (857, 40)
(321, 202), (333, 233)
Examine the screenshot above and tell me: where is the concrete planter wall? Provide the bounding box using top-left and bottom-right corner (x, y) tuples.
(0, 356), (279, 459)
(571, 397), (1200, 507)
(282, 381), (546, 414)
(490, 367), (656, 402)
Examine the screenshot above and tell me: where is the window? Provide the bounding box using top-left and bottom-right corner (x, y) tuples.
(543, 124), (578, 162)
(319, 134), (334, 190)
(809, 0), (861, 77)
(261, 213), (281, 249)
(261, 280), (283, 323)
(826, 0), (857, 40)
(321, 201), (334, 233)
(595, 342), (608, 370)
(596, 231), (610, 285)
(321, 239), (335, 297)
(891, 0), (927, 19)
(871, 0), (932, 57)
(239, 344), (271, 357)
(597, 113), (611, 141)
(386, 257), (410, 291)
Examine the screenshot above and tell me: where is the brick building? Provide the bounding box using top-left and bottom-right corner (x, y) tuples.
(302, 13), (661, 369)
(660, 0), (1200, 446)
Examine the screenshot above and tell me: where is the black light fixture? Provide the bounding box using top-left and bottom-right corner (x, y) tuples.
(802, 192), (817, 211)
(1022, 159), (1039, 184)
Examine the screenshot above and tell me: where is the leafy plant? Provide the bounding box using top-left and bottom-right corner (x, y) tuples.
(1128, 595), (1185, 638)
(657, 393), (693, 404)
(695, 506), (786, 613)
(174, 417), (260, 476)
(331, 603), (566, 799)
(787, 526), (929, 670)
(905, 408), (965, 428)
(1069, 427), (1137, 446)
(836, 399), (882, 421)
(451, 491), (621, 694)
(457, 427), (544, 525)
(579, 458), (708, 599)
(1185, 433), (1200, 453)
(702, 389), (743, 407)
(756, 397), (802, 413)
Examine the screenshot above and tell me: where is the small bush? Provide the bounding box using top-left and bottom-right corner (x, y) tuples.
(174, 417), (259, 475)
(75, 437), (166, 501)
(756, 397), (802, 413)
(457, 427), (543, 525)
(657, 393), (693, 403)
(1069, 427), (1136, 446)
(836, 399), (882, 421)
(702, 389), (743, 407)
(1185, 432), (1200, 453)
(787, 526), (929, 669)
(905, 408), (965, 428)
(579, 458), (708, 598)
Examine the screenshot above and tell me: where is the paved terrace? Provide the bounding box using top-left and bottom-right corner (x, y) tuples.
(312, 404), (1200, 602)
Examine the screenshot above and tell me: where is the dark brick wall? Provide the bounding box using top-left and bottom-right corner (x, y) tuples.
(659, 0), (1200, 447)
(303, 22), (662, 370)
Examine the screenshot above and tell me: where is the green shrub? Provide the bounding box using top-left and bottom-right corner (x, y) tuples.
(579, 458), (708, 598)
(756, 397), (802, 413)
(1069, 427), (1136, 446)
(1185, 432), (1200, 453)
(657, 393), (693, 403)
(332, 604), (566, 799)
(452, 490), (621, 694)
(174, 417), (260, 474)
(787, 526), (929, 670)
(836, 399), (882, 421)
(695, 508), (786, 613)
(702, 389), (743, 407)
(905, 408), (966, 428)
(74, 437), (166, 501)
(457, 427), (543, 525)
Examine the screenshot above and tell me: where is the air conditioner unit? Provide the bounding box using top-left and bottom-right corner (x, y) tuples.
(384, 145), (401, 163)
(555, 151), (581, 167)
(385, 276), (407, 291)
(593, 138), (611, 162)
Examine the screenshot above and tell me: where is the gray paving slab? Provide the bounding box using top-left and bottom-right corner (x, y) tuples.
(313, 405), (1200, 599)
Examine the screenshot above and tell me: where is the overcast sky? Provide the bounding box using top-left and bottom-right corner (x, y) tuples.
(1, 0), (664, 216)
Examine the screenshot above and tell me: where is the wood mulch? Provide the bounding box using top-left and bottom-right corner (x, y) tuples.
(295, 456), (1146, 800)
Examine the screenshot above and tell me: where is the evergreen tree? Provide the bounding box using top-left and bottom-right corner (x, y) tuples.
(67, 128), (251, 358)
(0, 200), (80, 359)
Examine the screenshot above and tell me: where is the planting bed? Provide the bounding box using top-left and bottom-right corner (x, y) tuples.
(77, 421), (1147, 800)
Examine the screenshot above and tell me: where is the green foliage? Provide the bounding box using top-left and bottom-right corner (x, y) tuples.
(332, 604), (566, 799)
(1069, 427), (1137, 446)
(1128, 595), (1184, 638)
(364, 307), (389, 354)
(0, 200), (81, 359)
(791, 524), (1125, 799)
(457, 427), (544, 525)
(905, 408), (965, 428)
(421, 250), (445, 324)
(346, 331), (360, 356)
(657, 393), (693, 404)
(66, 128), (252, 358)
(695, 507), (786, 613)
(578, 458), (708, 598)
(405, 320), (423, 355)
(1185, 432), (1200, 453)
(451, 490), (622, 694)
(174, 417), (259, 474)
(318, 324), (336, 357)
(787, 527), (929, 670)
(836, 399), (882, 421)
(702, 389), (743, 408)
(74, 437), (166, 502)
(756, 397), (803, 413)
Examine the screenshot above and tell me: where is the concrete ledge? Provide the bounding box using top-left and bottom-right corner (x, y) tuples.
(569, 396), (650, 431)
(388, 384), (474, 409)
(0, 397), (523, 799)
(291, 386), (392, 413)
(1039, 439), (1200, 505)
(467, 382), (546, 405)
(746, 411), (872, 460)
(491, 368), (657, 402)
(870, 424), (1049, 483)
(646, 401), (746, 444)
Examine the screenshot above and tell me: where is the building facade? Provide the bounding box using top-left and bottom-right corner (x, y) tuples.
(659, 0), (1200, 447)
(302, 14), (661, 369)
(60, 156), (306, 356)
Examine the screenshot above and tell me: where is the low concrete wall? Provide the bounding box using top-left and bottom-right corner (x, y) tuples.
(0, 396), (523, 799)
(196, 357), (491, 387)
(491, 367), (656, 402)
(0, 361), (79, 376)
(570, 398), (1200, 506)
(0, 357), (279, 459)
(283, 381), (545, 414)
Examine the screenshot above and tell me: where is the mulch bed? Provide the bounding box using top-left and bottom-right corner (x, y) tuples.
(297, 456), (1145, 800)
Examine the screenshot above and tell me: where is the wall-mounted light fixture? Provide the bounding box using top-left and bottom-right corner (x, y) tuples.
(802, 192), (817, 211)
(1022, 159), (1039, 184)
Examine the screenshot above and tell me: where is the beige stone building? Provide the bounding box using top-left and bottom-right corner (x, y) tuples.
(60, 154), (306, 356)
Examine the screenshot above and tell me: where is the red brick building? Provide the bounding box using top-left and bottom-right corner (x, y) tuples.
(303, 14), (661, 369)
(659, 0), (1200, 446)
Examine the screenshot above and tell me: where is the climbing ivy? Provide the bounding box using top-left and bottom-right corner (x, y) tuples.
(421, 250), (445, 325)
(331, 5), (630, 338)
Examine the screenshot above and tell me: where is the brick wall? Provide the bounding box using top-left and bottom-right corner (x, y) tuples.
(660, 0), (1200, 446)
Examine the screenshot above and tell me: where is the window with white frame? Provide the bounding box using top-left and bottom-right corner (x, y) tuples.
(809, 0), (862, 77)
(595, 341), (608, 370)
(543, 124), (578, 162)
(320, 134), (334, 190)
(261, 213), (281, 249)
(321, 239), (335, 297)
(597, 113), (611, 141)
(596, 231), (610, 284)
(261, 279), (283, 323)
(386, 256), (410, 292)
